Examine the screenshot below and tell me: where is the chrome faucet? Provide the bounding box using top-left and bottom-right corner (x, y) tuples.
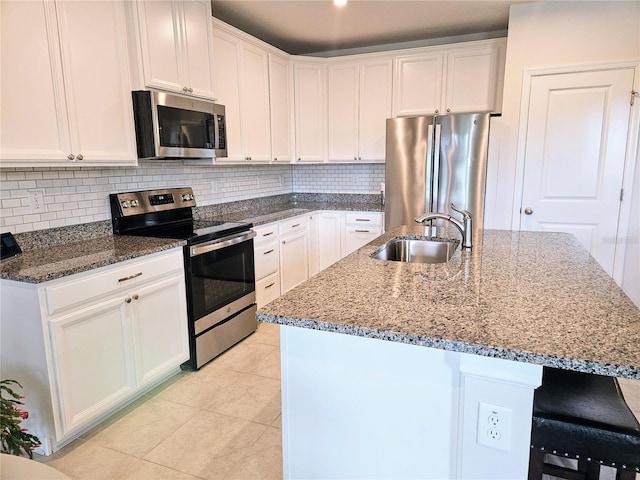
(414, 204), (473, 251)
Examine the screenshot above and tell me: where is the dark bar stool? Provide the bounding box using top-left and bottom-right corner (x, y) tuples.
(528, 367), (640, 480)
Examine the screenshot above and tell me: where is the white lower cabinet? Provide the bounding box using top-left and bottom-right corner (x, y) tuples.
(279, 217), (309, 294)
(317, 212), (343, 271)
(253, 211), (382, 306)
(256, 272), (281, 308)
(254, 223), (281, 307)
(0, 248), (189, 453)
(343, 212), (384, 256)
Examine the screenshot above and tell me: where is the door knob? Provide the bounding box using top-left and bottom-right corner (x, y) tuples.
(524, 207), (534, 215)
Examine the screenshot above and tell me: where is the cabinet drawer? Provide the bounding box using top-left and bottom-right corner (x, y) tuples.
(44, 249), (184, 316)
(279, 216), (307, 236)
(344, 212), (382, 227)
(253, 223), (278, 244)
(256, 272), (280, 308)
(255, 241), (280, 280)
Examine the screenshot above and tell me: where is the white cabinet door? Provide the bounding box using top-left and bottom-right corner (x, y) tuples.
(1, 0), (136, 166)
(327, 63), (359, 161)
(131, 274), (189, 388)
(327, 58), (392, 163)
(136, 0), (215, 99)
(136, 0), (182, 94)
(212, 25), (271, 163)
(318, 212), (343, 270)
(280, 230), (309, 294)
(293, 61), (326, 163)
(212, 28), (243, 161)
(180, 0), (215, 99)
(394, 52), (444, 116)
(241, 42), (271, 162)
(256, 272), (281, 308)
(49, 297), (135, 437)
(0, 1), (70, 162)
(442, 40), (505, 113)
(344, 227), (382, 256)
(358, 58), (393, 162)
(57, 0), (136, 164)
(269, 53), (293, 163)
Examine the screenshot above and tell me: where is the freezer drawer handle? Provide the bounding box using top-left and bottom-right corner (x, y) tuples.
(118, 272), (142, 283)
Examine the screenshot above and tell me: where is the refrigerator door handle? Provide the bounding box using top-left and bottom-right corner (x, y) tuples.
(425, 123), (435, 213)
(432, 122), (442, 213)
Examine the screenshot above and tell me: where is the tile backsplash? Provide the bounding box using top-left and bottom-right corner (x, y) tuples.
(0, 162), (385, 233)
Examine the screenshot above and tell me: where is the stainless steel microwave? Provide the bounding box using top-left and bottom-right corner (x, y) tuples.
(131, 90), (227, 159)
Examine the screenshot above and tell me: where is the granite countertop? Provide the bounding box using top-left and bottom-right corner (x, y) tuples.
(257, 225), (640, 379)
(0, 236), (185, 284)
(195, 200), (383, 226)
(0, 194), (382, 284)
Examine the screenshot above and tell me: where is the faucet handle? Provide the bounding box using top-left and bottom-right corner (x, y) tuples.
(450, 203), (471, 219)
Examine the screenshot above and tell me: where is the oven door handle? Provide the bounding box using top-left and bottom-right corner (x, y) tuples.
(189, 230), (256, 257)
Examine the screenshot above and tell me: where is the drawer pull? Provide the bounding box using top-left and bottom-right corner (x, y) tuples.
(264, 249), (274, 255)
(265, 282), (275, 289)
(263, 232), (274, 237)
(355, 218), (371, 222)
(291, 223), (300, 228)
(125, 297), (132, 304)
(133, 294), (139, 300)
(118, 272), (142, 283)
(355, 230), (370, 233)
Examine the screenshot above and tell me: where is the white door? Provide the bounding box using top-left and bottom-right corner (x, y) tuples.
(519, 68), (635, 275)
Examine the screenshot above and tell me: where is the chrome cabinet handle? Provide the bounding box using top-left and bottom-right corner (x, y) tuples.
(291, 224), (300, 228)
(355, 218), (370, 222)
(262, 232), (274, 237)
(355, 229), (370, 233)
(264, 249), (274, 255)
(265, 282), (275, 289)
(118, 272), (142, 282)
(524, 207), (534, 215)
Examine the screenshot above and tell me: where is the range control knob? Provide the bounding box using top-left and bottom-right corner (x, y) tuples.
(181, 194), (194, 201)
(130, 199), (139, 208)
(120, 200), (130, 209)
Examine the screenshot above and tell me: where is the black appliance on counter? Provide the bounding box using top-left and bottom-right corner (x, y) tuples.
(109, 187), (256, 370)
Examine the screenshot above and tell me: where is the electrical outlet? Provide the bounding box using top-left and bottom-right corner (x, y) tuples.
(28, 190), (46, 213)
(477, 403), (512, 452)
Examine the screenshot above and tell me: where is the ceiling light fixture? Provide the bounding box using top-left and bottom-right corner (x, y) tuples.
(334, 0), (347, 6)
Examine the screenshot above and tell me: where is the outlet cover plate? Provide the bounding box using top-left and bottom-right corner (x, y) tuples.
(476, 402), (513, 452)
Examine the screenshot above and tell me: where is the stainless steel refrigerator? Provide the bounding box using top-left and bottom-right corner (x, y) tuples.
(384, 112), (491, 237)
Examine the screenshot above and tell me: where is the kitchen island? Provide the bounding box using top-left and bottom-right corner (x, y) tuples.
(257, 226), (640, 479)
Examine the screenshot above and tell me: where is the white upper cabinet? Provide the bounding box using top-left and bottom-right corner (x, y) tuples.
(394, 52), (444, 117)
(269, 53), (293, 163)
(134, 0), (215, 99)
(1, 0), (136, 166)
(293, 60), (326, 163)
(442, 41), (506, 113)
(394, 38), (506, 116)
(212, 20), (285, 163)
(327, 57), (393, 163)
(240, 42), (272, 162)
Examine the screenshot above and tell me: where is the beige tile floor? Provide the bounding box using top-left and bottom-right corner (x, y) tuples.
(38, 322), (283, 480)
(37, 322), (640, 480)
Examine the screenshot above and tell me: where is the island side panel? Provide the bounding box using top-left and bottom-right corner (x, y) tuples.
(280, 325), (461, 479)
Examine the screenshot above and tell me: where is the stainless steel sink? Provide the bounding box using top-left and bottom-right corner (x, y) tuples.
(370, 236), (459, 264)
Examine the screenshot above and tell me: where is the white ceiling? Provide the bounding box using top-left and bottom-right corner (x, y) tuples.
(210, 0), (529, 55)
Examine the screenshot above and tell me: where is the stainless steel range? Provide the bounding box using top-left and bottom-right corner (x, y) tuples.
(109, 187), (256, 370)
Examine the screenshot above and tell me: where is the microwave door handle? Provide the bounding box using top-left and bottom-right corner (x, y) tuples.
(190, 231), (256, 257)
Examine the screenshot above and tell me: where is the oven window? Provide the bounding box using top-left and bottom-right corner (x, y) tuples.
(157, 105), (214, 149)
(189, 240), (255, 321)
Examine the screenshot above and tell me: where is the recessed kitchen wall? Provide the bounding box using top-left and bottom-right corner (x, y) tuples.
(0, 162), (385, 233)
